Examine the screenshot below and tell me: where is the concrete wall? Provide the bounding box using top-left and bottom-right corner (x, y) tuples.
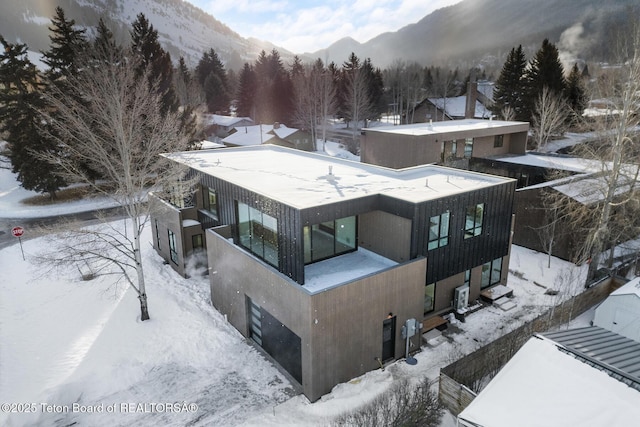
(307, 258), (426, 401)
(359, 210), (412, 263)
(206, 228), (427, 402)
(150, 193), (192, 277)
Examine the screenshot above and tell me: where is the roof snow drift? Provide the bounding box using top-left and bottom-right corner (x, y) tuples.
(163, 145), (513, 209)
(458, 334), (640, 427)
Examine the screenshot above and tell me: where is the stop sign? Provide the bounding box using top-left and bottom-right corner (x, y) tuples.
(11, 226), (24, 237)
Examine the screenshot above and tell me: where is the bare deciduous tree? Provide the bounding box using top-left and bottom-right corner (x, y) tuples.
(385, 60), (424, 124)
(292, 59), (337, 152)
(544, 21), (640, 283)
(531, 86), (569, 151)
(343, 67), (371, 153)
(37, 51), (194, 321)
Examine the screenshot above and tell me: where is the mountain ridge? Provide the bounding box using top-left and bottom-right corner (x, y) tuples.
(1, 0), (636, 71)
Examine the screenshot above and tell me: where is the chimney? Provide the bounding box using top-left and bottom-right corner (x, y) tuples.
(274, 122), (280, 129)
(465, 69), (478, 119)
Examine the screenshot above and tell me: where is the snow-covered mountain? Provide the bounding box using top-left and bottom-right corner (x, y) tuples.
(0, 0), (293, 69)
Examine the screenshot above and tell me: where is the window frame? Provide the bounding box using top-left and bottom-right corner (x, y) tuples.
(168, 229), (178, 264)
(428, 211), (450, 250)
(464, 203), (484, 239)
(424, 282), (436, 315)
(481, 257), (503, 289)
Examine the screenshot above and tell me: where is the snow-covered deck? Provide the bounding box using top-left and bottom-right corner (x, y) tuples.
(303, 248), (398, 294)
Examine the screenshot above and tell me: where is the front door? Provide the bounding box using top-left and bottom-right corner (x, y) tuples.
(382, 316), (396, 362)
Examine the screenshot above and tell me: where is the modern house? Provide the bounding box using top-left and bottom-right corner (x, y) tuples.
(360, 119), (529, 170)
(150, 145), (516, 401)
(458, 327), (640, 427)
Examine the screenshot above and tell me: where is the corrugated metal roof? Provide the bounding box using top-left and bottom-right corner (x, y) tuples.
(542, 326), (640, 390)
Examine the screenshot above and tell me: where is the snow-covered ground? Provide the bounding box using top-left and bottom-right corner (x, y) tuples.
(0, 141), (601, 426)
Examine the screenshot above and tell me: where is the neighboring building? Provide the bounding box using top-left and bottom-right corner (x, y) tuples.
(512, 169), (639, 262)
(458, 328), (640, 427)
(594, 277), (640, 343)
(412, 79), (494, 123)
(201, 114), (254, 138)
(360, 119), (529, 170)
(223, 123), (314, 151)
(415, 96), (492, 122)
(150, 145), (516, 401)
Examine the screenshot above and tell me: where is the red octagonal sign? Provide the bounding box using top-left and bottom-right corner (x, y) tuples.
(11, 226), (24, 238)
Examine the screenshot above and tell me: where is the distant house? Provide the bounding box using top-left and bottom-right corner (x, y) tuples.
(150, 145), (516, 402)
(223, 123), (314, 151)
(360, 119), (529, 170)
(415, 96), (492, 122)
(412, 80), (494, 123)
(201, 114), (254, 138)
(594, 277), (640, 343)
(458, 327), (640, 427)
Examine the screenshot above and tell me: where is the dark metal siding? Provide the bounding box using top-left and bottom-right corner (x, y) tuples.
(412, 181), (516, 284)
(199, 173), (304, 282)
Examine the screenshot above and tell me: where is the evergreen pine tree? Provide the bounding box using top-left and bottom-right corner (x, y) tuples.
(92, 17), (122, 62)
(195, 48), (229, 113)
(130, 13), (177, 114)
(0, 37), (65, 198)
(491, 45), (527, 121)
(236, 63), (257, 118)
(523, 39), (567, 122)
(362, 58), (385, 122)
(41, 6), (88, 82)
(565, 63), (588, 123)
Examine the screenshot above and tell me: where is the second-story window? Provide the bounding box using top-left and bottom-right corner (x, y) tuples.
(237, 202), (279, 267)
(464, 203), (484, 239)
(428, 211), (450, 250)
(494, 134), (504, 148)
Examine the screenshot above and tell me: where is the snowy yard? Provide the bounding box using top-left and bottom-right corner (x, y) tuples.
(0, 223), (593, 427)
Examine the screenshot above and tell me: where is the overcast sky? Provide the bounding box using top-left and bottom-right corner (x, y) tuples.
(184, 0), (462, 53)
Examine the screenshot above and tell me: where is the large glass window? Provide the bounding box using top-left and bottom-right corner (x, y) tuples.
(464, 203), (484, 239)
(481, 257), (503, 289)
(237, 202), (279, 267)
(304, 216), (357, 264)
(428, 211), (450, 250)
(424, 283), (436, 314)
(168, 230), (178, 264)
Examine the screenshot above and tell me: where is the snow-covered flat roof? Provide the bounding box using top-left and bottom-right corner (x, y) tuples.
(363, 118), (528, 136)
(164, 145), (512, 209)
(490, 153), (601, 173)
